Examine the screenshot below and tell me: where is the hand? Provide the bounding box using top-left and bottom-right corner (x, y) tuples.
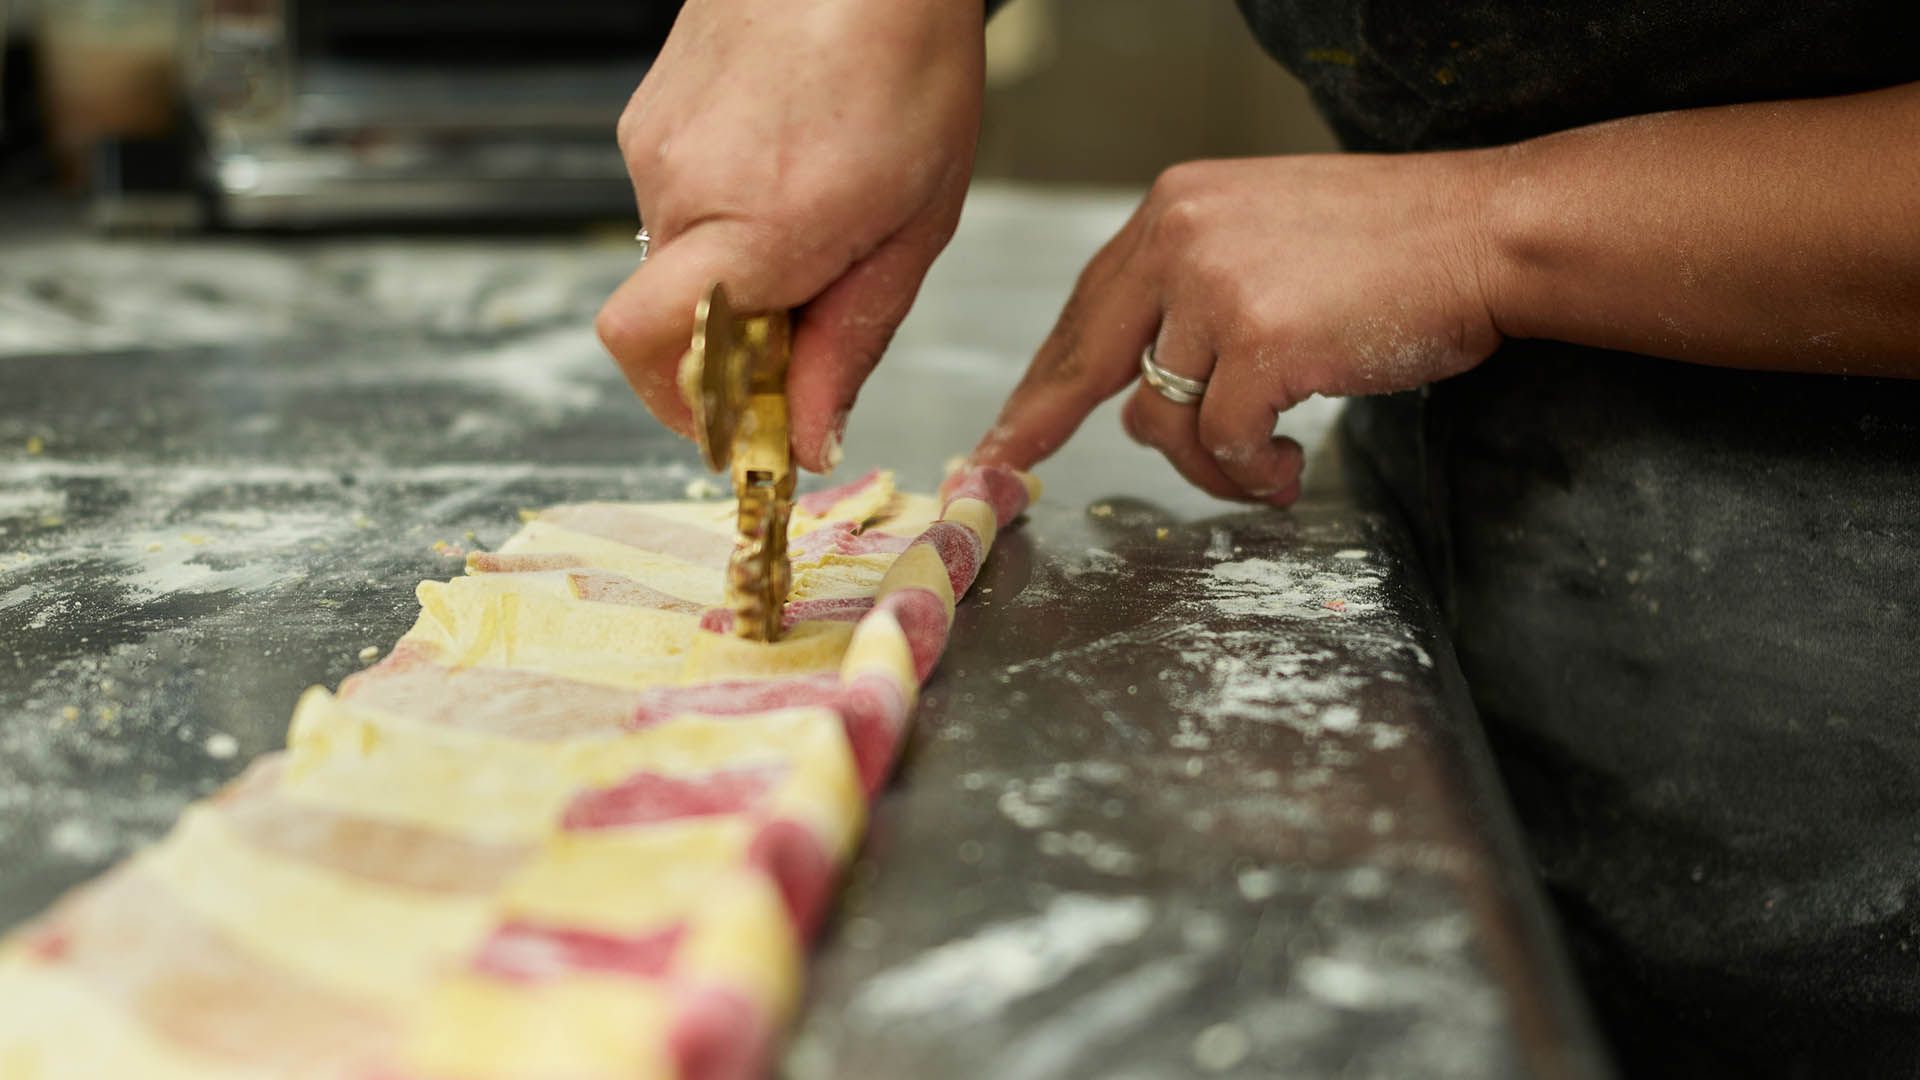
(970, 152), (1504, 504)
(596, 0), (986, 472)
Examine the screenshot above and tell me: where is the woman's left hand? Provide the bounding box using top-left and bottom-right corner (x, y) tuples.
(970, 151), (1506, 504)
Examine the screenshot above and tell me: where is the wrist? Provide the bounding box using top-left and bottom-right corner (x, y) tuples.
(1463, 138), (1555, 343)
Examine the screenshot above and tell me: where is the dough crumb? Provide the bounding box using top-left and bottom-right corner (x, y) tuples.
(1192, 1022), (1251, 1072)
(205, 733), (239, 760)
(357, 645), (380, 662)
(821, 427), (845, 471)
(682, 477), (723, 500)
(1089, 503), (1115, 518)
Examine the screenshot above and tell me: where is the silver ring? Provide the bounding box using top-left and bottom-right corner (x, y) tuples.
(635, 227), (651, 265)
(1139, 343), (1208, 406)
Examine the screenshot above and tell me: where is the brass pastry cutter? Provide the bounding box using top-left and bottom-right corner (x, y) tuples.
(678, 282), (793, 642)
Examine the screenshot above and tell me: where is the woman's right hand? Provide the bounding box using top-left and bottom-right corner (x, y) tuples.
(595, 0), (987, 473)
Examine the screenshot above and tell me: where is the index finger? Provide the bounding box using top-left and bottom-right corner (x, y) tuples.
(970, 214), (1158, 470)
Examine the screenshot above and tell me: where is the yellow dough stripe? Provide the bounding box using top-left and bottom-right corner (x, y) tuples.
(146, 808), (497, 1013)
(402, 974), (678, 1080)
(281, 688), (863, 852)
(0, 966), (263, 1080)
(940, 496), (999, 553)
(873, 541), (957, 625)
(839, 608), (920, 711)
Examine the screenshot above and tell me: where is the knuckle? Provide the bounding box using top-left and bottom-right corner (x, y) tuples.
(1146, 163), (1214, 241)
(1240, 297), (1298, 345)
(593, 302), (637, 359)
(1149, 161), (1206, 204)
(1210, 439), (1264, 471)
(1151, 196), (1206, 246)
(1195, 409), (1237, 454)
(615, 108), (650, 161)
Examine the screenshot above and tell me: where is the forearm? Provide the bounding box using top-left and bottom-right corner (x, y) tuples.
(1480, 81), (1920, 377)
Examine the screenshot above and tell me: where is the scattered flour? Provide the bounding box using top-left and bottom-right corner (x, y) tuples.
(0, 236), (637, 358)
(1207, 556), (1384, 620)
(46, 816), (115, 861)
(114, 513), (334, 599)
(0, 488), (65, 520)
(851, 893), (1154, 1025)
(991, 955), (1205, 1080)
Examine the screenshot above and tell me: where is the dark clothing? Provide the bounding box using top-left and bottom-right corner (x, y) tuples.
(1233, 0), (1918, 152)
(1230, 1), (1920, 1075)
(1345, 353), (1920, 1077)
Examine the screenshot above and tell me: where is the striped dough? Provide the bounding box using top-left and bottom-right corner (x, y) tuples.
(0, 465), (1037, 1080)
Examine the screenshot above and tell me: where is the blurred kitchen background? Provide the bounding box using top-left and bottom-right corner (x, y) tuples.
(0, 0), (1336, 230)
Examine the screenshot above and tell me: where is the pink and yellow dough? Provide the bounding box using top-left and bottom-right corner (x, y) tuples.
(0, 465), (1036, 1080)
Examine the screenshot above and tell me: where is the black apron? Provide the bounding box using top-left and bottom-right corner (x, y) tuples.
(1231, 2), (1920, 1075)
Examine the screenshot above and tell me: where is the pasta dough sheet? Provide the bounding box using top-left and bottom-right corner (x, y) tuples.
(0, 464), (1038, 1080)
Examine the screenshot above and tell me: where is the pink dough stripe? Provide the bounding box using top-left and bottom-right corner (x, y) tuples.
(939, 465), (1030, 528)
(628, 675), (845, 723)
(341, 655), (649, 740)
(561, 767), (780, 831)
(473, 920), (684, 983)
(670, 986), (773, 1080)
(538, 504), (731, 568)
(836, 674), (913, 794)
(626, 674), (909, 795)
(796, 469), (883, 517)
(909, 521), (985, 599)
(790, 521), (913, 563)
(748, 819), (837, 939)
(699, 596), (873, 634)
(875, 587), (952, 682)
(566, 570), (705, 613)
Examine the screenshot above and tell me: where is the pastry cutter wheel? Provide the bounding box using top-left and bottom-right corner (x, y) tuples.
(678, 282), (792, 643)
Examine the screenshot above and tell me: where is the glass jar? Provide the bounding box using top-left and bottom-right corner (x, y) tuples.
(38, 0), (184, 184)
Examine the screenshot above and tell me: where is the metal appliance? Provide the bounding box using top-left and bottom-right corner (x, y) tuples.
(173, 0), (674, 227)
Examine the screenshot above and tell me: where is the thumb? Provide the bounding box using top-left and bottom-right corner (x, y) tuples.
(785, 229), (944, 473)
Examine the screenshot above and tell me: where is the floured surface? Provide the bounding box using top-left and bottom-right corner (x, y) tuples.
(4, 192), (1599, 1079)
(0, 465), (1036, 1079)
(787, 496), (1598, 1080)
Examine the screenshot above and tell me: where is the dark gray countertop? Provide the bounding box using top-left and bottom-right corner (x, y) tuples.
(0, 187), (1607, 1078)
